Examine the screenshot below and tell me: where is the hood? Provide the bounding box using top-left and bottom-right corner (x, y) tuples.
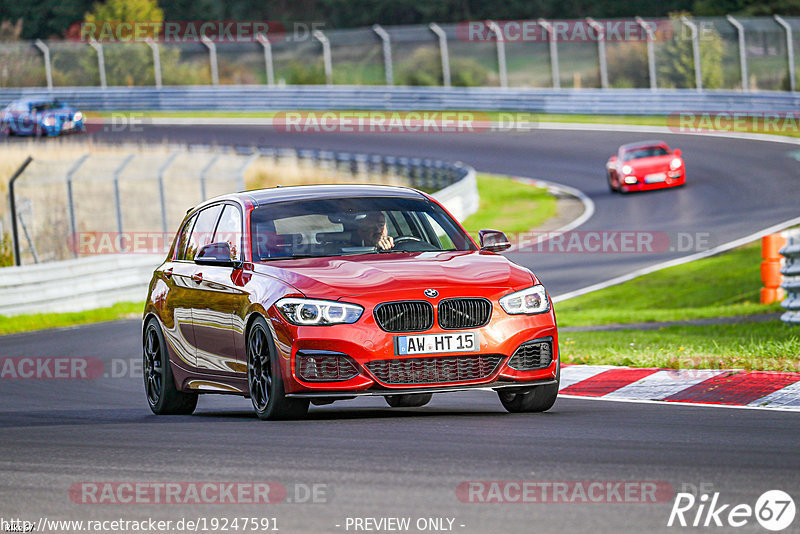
(626, 155), (676, 174)
(252, 250), (535, 300)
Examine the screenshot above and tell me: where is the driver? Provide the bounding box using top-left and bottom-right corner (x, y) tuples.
(356, 211), (394, 250)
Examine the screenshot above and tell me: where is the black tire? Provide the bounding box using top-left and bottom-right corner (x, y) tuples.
(607, 172), (618, 193)
(247, 316), (309, 420)
(143, 318), (198, 415)
(497, 362), (560, 413)
(385, 393), (433, 408)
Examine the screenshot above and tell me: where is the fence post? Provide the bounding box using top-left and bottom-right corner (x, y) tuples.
(145, 38), (162, 88)
(200, 35), (219, 85)
(7, 156), (33, 266)
(429, 23), (451, 87)
(200, 154), (220, 201)
(33, 39), (53, 90)
(256, 33), (275, 86)
(487, 21), (508, 88)
(538, 19), (560, 89)
(313, 30), (333, 86)
(157, 152), (179, 233)
(726, 15), (749, 91)
(635, 17), (657, 90)
(65, 154), (90, 258)
(88, 37), (107, 88)
(680, 16), (703, 91)
(774, 15), (796, 92)
(586, 18), (609, 89)
(113, 154), (135, 252)
(372, 24), (394, 86)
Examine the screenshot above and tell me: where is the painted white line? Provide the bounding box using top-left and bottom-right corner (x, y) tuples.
(603, 369), (729, 400)
(748, 381), (800, 408)
(558, 393), (800, 412)
(558, 365), (615, 389)
(501, 176), (595, 254)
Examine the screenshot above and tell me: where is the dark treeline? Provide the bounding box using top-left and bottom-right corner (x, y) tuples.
(2, 0), (799, 40)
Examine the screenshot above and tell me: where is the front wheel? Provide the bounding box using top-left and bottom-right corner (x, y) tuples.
(143, 318), (198, 415)
(247, 316), (309, 420)
(607, 172), (618, 193)
(497, 362), (559, 413)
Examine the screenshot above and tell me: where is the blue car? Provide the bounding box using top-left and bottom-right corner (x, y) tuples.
(0, 97), (86, 137)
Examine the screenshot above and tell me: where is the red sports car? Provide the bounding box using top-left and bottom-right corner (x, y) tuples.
(606, 140), (685, 193)
(142, 185), (559, 420)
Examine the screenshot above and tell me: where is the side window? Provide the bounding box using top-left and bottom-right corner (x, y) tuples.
(175, 214), (197, 261)
(184, 205), (223, 261)
(214, 204), (243, 261)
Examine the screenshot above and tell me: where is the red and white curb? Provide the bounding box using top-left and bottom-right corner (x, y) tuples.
(558, 365), (800, 410)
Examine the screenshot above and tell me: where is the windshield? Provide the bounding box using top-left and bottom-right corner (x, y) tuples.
(622, 146), (668, 161)
(250, 196), (476, 260)
(31, 101), (64, 112)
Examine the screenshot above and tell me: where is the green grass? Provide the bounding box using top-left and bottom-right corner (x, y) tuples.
(556, 242), (781, 327)
(461, 174), (557, 242)
(556, 240), (798, 371)
(89, 110), (800, 138)
(560, 322), (800, 372)
(0, 301), (144, 336)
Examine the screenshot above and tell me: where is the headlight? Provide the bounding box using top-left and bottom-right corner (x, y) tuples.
(499, 285), (550, 315)
(42, 117), (55, 127)
(275, 297), (363, 326)
(621, 164), (633, 175)
(670, 158), (682, 170)
(73, 111), (83, 122)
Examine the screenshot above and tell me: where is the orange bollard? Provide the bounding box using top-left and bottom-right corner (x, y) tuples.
(760, 233), (786, 304)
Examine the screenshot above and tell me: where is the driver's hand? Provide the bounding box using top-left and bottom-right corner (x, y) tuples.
(377, 235), (394, 250)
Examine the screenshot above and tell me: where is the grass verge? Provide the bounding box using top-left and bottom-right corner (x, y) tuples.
(461, 174), (556, 242)
(556, 242), (781, 327)
(560, 322), (800, 372)
(556, 241), (797, 371)
(90, 110), (800, 139)
(0, 301), (143, 336)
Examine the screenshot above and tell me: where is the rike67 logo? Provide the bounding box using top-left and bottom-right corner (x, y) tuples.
(668, 489), (795, 531)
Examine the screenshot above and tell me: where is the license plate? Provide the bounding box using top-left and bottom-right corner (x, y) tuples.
(644, 172), (666, 183)
(395, 332), (479, 355)
(63, 121), (73, 129)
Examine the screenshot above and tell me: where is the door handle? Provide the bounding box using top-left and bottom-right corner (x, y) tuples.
(191, 273), (204, 283)
(163, 268), (173, 280)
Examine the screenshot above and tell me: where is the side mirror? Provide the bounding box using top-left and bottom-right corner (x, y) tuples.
(195, 242), (242, 268)
(479, 229), (511, 252)
(673, 148), (682, 157)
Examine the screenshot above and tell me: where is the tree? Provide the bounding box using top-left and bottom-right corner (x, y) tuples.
(657, 14), (724, 89)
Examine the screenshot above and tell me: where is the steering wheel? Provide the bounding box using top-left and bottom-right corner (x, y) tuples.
(393, 236), (422, 244)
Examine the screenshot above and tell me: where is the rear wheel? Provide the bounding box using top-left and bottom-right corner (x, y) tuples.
(143, 318), (198, 415)
(247, 316), (309, 420)
(497, 362), (559, 413)
(385, 393), (433, 408)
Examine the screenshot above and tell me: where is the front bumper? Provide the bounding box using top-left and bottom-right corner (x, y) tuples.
(621, 171), (685, 192)
(268, 297), (559, 394)
(285, 378), (558, 398)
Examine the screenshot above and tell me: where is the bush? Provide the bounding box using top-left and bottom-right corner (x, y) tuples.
(282, 59), (327, 85)
(0, 233), (13, 267)
(396, 46), (492, 87)
(607, 42), (649, 88)
(657, 14), (724, 89)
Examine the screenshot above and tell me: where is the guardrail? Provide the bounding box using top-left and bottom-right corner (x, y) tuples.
(3, 86), (800, 115)
(0, 145), (477, 316)
(780, 229), (800, 324)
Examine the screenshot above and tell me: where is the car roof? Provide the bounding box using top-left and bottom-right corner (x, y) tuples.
(197, 184), (429, 210)
(620, 140), (668, 151)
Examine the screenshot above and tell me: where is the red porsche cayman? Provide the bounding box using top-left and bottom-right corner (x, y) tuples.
(606, 140), (685, 193)
(142, 184), (560, 420)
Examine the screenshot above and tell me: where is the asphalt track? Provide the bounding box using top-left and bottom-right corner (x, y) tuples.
(1, 125), (800, 533)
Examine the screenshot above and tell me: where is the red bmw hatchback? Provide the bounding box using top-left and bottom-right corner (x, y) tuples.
(142, 185), (559, 420)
